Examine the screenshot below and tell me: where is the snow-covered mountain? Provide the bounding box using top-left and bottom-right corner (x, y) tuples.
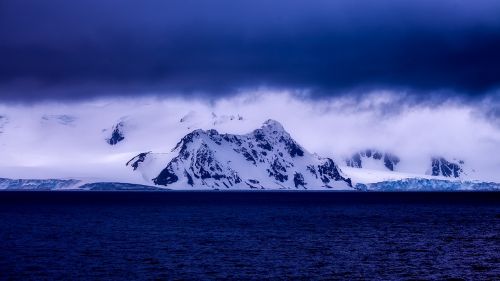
(127, 120), (353, 190)
(427, 157), (467, 178)
(345, 149), (400, 171)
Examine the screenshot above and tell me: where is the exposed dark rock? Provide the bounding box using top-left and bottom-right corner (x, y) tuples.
(307, 165), (317, 178)
(318, 158), (351, 186)
(293, 172), (306, 188)
(383, 153), (400, 171)
(234, 148), (256, 164)
(346, 149), (399, 171)
(107, 122), (125, 145)
(267, 158), (289, 182)
(257, 141), (273, 151)
(280, 136), (304, 157)
(372, 151), (383, 160)
(126, 152), (151, 170)
(156, 140), (242, 187)
(154, 165), (179, 185)
(431, 157), (463, 178)
(184, 170), (194, 186)
(346, 153), (362, 168)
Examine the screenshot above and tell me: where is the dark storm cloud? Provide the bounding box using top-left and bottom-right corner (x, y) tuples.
(1, 0), (500, 101)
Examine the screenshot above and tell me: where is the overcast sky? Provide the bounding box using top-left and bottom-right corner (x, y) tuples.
(1, 0), (500, 102)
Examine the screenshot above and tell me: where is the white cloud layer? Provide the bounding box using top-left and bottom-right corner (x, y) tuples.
(0, 91), (499, 182)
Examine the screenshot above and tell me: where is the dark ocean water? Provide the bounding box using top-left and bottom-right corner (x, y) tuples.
(0, 192), (499, 280)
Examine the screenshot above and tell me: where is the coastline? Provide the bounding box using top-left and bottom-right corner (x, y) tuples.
(1, 190), (499, 205)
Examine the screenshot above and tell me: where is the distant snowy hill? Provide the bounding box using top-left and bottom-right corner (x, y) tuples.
(345, 149), (400, 171)
(427, 157), (468, 178)
(127, 120), (353, 190)
(344, 149), (472, 180)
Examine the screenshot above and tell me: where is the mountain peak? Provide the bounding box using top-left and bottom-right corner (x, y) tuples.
(262, 119), (284, 131)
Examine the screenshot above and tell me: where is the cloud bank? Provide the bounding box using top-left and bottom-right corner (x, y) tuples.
(1, 0), (500, 101)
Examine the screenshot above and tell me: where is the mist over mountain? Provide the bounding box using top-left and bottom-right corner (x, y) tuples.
(0, 92), (498, 185)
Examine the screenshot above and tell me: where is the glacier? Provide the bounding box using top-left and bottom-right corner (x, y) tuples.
(356, 178), (500, 191)
(0, 178), (160, 191)
(0, 178), (81, 190)
(1, 177), (499, 191)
